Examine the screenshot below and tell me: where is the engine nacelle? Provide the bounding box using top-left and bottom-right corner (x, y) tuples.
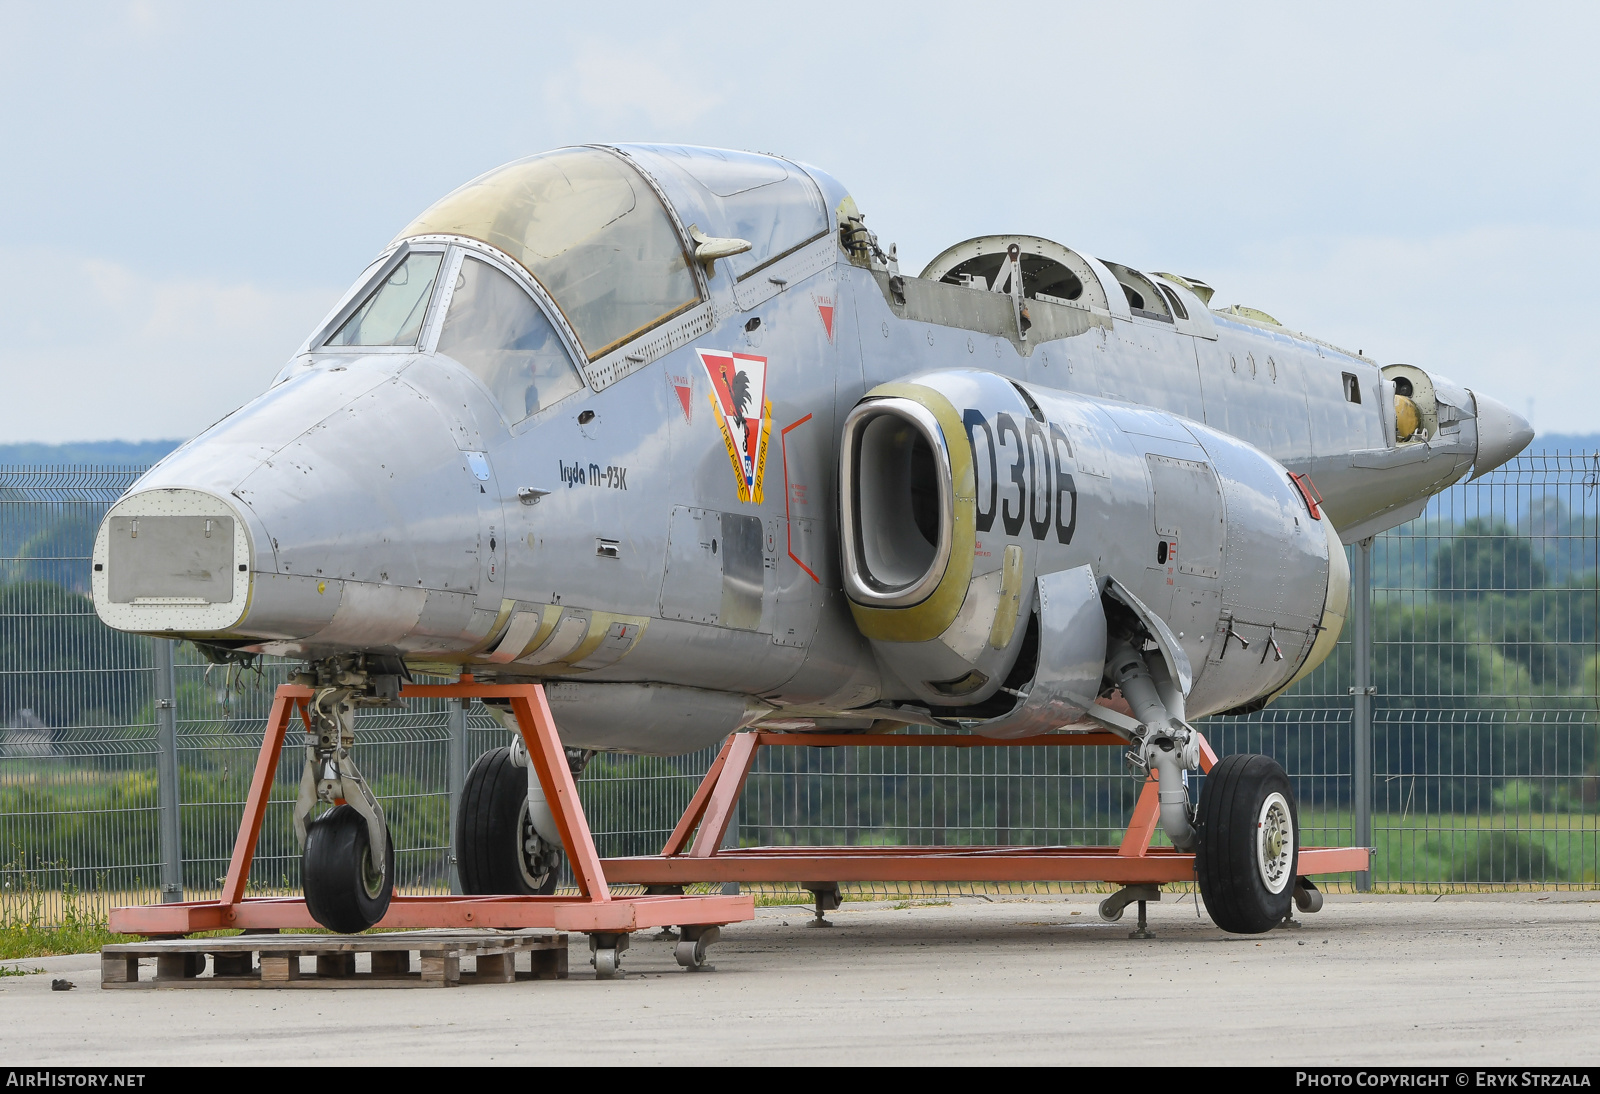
(839, 369), (1347, 726)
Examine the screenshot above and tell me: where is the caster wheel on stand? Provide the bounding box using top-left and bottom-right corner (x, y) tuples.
(674, 926), (721, 971)
(589, 933), (630, 979)
(303, 804), (394, 933)
(1195, 753), (1298, 934)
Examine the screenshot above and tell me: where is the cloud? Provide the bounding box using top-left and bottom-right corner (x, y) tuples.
(0, 248), (337, 443)
(541, 41), (726, 133)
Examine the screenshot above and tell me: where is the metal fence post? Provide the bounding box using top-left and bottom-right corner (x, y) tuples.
(448, 698), (467, 894)
(153, 638), (183, 904)
(1352, 537), (1374, 892)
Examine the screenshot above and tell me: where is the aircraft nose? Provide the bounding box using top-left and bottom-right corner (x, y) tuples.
(1470, 389), (1535, 479)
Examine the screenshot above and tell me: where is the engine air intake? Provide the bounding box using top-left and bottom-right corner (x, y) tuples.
(840, 398), (954, 608)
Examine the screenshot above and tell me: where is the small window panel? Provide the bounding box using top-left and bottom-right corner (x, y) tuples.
(325, 251), (444, 348)
(1342, 372), (1362, 404)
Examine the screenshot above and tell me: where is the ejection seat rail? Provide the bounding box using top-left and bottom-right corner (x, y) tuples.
(600, 731), (1372, 886)
(107, 680), (753, 937)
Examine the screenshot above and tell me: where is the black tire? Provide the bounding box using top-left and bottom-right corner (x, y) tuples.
(1195, 753), (1299, 934)
(457, 746), (559, 895)
(303, 804), (394, 933)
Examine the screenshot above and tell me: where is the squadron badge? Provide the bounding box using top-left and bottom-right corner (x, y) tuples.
(697, 349), (772, 504)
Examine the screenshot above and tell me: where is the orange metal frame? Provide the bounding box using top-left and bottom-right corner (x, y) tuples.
(108, 678), (753, 937)
(600, 730), (1372, 886)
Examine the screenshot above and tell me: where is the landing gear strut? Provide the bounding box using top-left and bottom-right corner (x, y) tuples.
(455, 706), (592, 896)
(1104, 634), (1303, 936)
(291, 660), (398, 933)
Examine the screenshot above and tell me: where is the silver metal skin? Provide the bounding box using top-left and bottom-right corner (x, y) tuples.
(91, 143), (1532, 760)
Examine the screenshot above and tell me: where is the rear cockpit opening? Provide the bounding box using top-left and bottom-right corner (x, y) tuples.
(940, 252), (1084, 303)
(1102, 262), (1172, 322)
(1384, 363), (1437, 444)
(920, 235), (1112, 313)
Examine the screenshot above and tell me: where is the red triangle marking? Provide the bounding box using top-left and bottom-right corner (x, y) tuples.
(817, 303), (835, 340)
(674, 383), (693, 423)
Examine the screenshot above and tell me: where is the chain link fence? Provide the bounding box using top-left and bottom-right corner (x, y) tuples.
(3, 455), (1597, 923)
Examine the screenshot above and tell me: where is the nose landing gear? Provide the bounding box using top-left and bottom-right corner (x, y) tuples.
(291, 664), (397, 933)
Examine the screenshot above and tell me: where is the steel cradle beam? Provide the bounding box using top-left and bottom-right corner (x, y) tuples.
(109, 679), (753, 939)
(602, 727), (1371, 890)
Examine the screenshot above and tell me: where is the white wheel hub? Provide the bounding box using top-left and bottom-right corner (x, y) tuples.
(1255, 791), (1294, 894)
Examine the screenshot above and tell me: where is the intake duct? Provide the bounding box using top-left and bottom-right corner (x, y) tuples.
(840, 398), (955, 608)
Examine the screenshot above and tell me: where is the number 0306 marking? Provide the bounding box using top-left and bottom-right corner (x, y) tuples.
(963, 409), (1078, 544)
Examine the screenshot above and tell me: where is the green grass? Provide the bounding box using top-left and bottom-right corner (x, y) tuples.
(1300, 807), (1600, 885)
(0, 921), (129, 960)
(1, 856), (133, 959)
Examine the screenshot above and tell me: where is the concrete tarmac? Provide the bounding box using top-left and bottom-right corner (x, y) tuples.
(2, 893), (1597, 1066)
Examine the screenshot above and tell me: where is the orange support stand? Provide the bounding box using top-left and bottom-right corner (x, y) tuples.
(600, 729), (1372, 887)
(108, 679), (753, 938)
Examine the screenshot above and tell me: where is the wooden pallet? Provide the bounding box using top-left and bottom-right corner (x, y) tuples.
(100, 930), (568, 989)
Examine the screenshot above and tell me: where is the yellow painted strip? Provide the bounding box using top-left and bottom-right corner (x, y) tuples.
(1265, 521), (1349, 703)
(544, 612), (652, 674)
(551, 611), (616, 667)
(463, 598), (517, 657)
(516, 603), (564, 659)
(988, 544), (1024, 649)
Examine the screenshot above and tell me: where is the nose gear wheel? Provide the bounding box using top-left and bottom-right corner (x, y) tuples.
(303, 804), (395, 933)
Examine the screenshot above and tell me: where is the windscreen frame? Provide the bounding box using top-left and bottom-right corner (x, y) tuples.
(426, 241), (591, 426)
(312, 241), (454, 353)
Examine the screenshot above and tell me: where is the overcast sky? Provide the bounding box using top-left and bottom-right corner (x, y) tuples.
(1, 1), (1595, 441)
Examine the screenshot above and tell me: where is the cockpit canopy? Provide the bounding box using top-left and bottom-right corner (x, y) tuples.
(305, 144), (840, 424)
(394, 147), (701, 360)
(620, 145), (830, 284)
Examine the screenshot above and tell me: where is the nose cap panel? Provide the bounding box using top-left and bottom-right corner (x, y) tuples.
(1469, 390), (1535, 479)
(93, 487), (252, 635)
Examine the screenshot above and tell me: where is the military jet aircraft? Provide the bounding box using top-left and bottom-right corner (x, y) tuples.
(91, 144), (1532, 936)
